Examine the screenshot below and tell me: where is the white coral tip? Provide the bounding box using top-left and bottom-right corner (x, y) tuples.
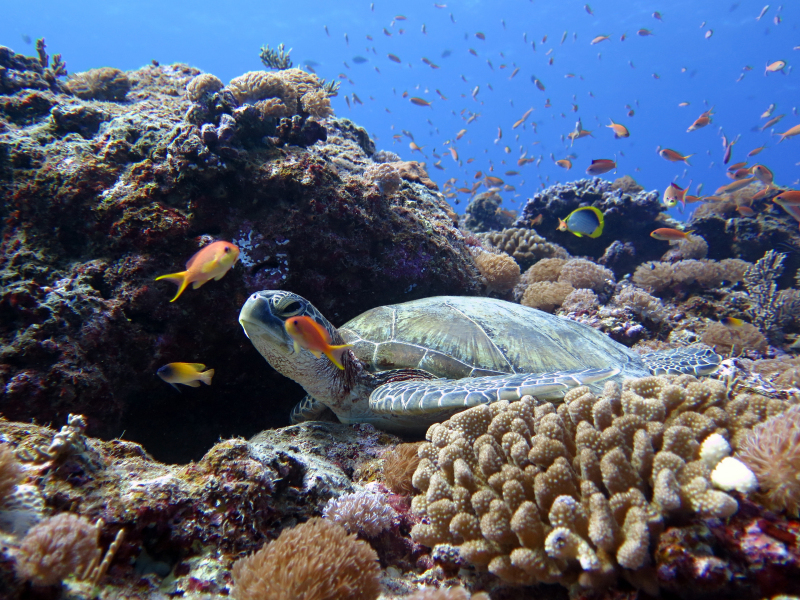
(711, 457), (758, 493)
(700, 433), (731, 467)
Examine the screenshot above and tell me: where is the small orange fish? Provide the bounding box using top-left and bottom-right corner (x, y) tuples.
(155, 241), (239, 302)
(729, 168), (753, 181)
(736, 205), (756, 217)
(388, 54), (402, 63)
(409, 97), (431, 106)
(777, 124), (800, 143)
(449, 147), (459, 161)
(456, 129), (467, 140)
(409, 141), (424, 153)
(747, 145), (767, 156)
(663, 182), (688, 208)
(687, 111), (713, 132)
(607, 118), (629, 138)
(659, 148), (694, 165)
(485, 176), (504, 186)
(774, 190), (800, 206)
(586, 158), (616, 175)
(715, 177), (756, 195)
(750, 164), (774, 185)
(727, 161), (748, 171)
(591, 35), (610, 45)
(765, 60), (787, 75)
(650, 228), (693, 241)
(284, 316), (352, 370)
(475, 32), (486, 40)
(637, 28), (654, 36)
(530, 213), (544, 226)
(761, 114), (786, 131)
(555, 159), (572, 169)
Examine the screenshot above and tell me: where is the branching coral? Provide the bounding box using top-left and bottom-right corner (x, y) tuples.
(259, 43), (293, 70)
(323, 492), (396, 537)
(472, 249), (521, 294)
(410, 376), (786, 590)
(383, 442), (423, 495)
(231, 518), (381, 600)
(744, 250), (795, 343)
(737, 405), (800, 516)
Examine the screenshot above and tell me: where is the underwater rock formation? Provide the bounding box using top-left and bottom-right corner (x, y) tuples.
(0, 49), (481, 460)
(514, 178), (664, 276)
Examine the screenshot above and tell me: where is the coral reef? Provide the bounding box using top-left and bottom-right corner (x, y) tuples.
(521, 281), (574, 312)
(633, 258), (751, 295)
(383, 442), (423, 495)
(409, 375), (795, 591)
(472, 249), (521, 294)
(464, 192), (515, 232)
(323, 491), (397, 537)
(231, 518), (381, 600)
(65, 67), (131, 101)
(737, 405), (800, 516)
(0, 51), (482, 459)
(478, 228), (570, 270)
(514, 177), (664, 275)
(701, 322), (768, 356)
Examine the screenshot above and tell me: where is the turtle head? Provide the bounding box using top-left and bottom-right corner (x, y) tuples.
(239, 291), (350, 403)
(239, 290), (335, 351)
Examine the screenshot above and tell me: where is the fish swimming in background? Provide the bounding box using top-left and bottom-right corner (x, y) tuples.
(284, 315), (352, 370)
(607, 118), (630, 138)
(155, 241), (240, 302)
(659, 148), (694, 165)
(777, 124), (800, 143)
(590, 35), (609, 45)
(765, 60), (786, 75)
(555, 159), (573, 169)
(687, 107), (714, 132)
(409, 97), (431, 107)
(157, 363), (214, 390)
(585, 158), (616, 175)
(557, 206), (605, 238)
(650, 228), (693, 241)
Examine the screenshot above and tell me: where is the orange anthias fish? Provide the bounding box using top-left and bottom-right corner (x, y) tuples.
(650, 228), (693, 241)
(155, 241), (240, 302)
(555, 159), (573, 169)
(409, 97), (431, 107)
(663, 182), (688, 208)
(687, 107), (714, 132)
(586, 159), (616, 175)
(765, 60), (787, 75)
(607, 118), (630, 138)
(777, 124), (800, 143)
(591, 35), (610, 45)
(750, 164), (774, 185)
(659, 148), (694, 165)
(774, 190), (800, 206)
(284, 315), (352, 370)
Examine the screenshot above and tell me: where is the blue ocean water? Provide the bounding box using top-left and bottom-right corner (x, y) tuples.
(3, 0), (798, 218)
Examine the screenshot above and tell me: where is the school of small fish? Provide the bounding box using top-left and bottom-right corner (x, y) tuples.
(309, 2), (797, 216)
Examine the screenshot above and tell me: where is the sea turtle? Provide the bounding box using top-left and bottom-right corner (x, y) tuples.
(238, 291), (721, 435)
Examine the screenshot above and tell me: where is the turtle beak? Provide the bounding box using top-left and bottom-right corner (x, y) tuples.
(239, 292), (286, 343)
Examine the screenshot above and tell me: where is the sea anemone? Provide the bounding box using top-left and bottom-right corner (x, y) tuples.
(736, 405), (800, 516)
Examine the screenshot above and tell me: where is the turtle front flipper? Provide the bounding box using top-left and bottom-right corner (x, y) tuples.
(641, 347), (721, 376)
(368, 367), (620, 415)
(290, 396), (338, 424)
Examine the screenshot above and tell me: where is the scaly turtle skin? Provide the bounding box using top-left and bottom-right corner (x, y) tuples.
(238, 291), (720, 434)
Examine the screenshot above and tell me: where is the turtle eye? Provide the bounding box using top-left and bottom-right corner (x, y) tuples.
(281, 301), (302, 315)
